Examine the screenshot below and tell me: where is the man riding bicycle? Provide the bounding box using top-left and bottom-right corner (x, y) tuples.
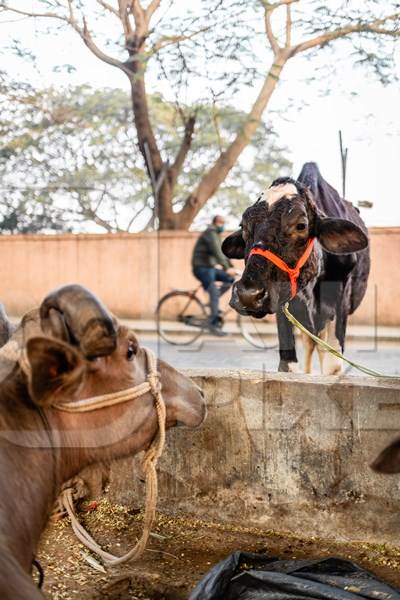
(192, 215), (236, 336)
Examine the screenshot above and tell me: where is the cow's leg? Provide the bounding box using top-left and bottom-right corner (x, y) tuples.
(317, 318), (343, 375)
(277, 311), (299, 372)
(316, 323), (328, 372)
(319, 290), (348, 375)
(302, 332), (315, 374)
(285, 295), (316, 373)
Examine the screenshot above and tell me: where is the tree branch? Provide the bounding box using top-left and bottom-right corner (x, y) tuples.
(95, 0), (119, 17)
(268, 0), (299, 6)
(291, 13), (400, 56)
(285, 3), (292, 48)
(145, 0), (161, 22)
(261, 0), (299, 55)
(75, 192), (123, 233)
(131, 0), (146, 36)
(263, 4), (280, 55)
(126, 202), (149, 231)
(150, 26), (213, 54)
(129, 65), (165, 197)
(0, 3), (68, 23)
(211, 99), (223, 153)
(1, 2), (133, 76)
(118, 0), (134, 38)
(176, 56), (288, 227)
(80, 16), (133, 76)
(168, 114), (196, 191)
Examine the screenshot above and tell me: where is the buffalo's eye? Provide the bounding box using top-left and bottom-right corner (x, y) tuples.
(296, 223), (307, 231)
(127, 341), (136, 361)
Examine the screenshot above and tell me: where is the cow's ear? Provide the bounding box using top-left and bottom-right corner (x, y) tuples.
(371, 439), (400, 474)
(222, 230), (245, 259)
(26, 337), (85, 406)
(316, 217), (368, 254)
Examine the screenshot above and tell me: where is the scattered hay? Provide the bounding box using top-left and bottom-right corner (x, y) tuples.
(36, 499), (400, 599)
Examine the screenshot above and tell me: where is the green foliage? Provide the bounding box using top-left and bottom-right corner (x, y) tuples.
(0, 193), (71, 234)
(0, 76), (291, 232)
(0, 1), (398, 230)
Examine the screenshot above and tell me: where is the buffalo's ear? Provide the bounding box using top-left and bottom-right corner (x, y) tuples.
(26, 337), (86, 406)
(222, 230), (245, 259)
(371, 438), (400, 474)
(316, 217), (368, 254)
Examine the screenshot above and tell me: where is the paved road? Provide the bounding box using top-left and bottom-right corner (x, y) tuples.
(142, 334), (400, 377)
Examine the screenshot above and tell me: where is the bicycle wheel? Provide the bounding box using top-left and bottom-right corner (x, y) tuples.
(238, 313), (277, 350)
(156, 290), (208, 345)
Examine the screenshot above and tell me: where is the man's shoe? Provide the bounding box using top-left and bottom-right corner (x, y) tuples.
(208, 325), (228, 337)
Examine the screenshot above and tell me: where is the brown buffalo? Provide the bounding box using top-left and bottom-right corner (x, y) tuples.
(0, 285), (206, 598)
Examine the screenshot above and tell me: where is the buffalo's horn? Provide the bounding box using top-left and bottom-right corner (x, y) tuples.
(39, 285), (117, 359)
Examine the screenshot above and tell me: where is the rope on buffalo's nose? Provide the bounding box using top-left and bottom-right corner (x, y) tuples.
(283, 303), (400, 379)
(57, 347), (167, 566)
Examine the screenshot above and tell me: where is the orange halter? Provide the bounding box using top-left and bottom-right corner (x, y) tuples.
(249, 238), (315, 299)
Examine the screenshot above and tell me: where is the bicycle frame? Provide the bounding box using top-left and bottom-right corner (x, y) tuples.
(175, 285), (204, 319)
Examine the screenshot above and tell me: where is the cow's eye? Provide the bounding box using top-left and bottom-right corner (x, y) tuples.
(127, 342), (135, 361)
(296, 223), (307, 231)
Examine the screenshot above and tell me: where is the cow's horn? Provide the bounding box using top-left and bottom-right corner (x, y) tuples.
(39, 285), (117, 359)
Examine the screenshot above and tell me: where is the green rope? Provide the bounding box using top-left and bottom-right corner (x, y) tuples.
(283, 303), (400, 380)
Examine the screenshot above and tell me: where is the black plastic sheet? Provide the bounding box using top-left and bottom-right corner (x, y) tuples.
(189, 552), (400, 600)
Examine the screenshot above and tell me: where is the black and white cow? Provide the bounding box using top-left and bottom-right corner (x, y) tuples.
(223, 162), (370, 374)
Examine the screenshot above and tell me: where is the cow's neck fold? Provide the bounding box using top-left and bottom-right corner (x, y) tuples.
(0, 370), (158, 574)
(0, 421), (57, 570)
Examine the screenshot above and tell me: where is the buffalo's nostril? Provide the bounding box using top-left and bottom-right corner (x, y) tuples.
(236, 283), (266, 308)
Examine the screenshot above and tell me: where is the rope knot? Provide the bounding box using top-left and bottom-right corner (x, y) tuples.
(147, 371), (161, 396)
(291, 266), (300, 278)
(52, 348), (166, 566)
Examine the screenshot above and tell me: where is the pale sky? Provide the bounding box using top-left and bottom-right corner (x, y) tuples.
(1, 2), (399, 228)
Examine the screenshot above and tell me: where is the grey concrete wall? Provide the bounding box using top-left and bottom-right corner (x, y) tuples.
(106, 370), (400, 545)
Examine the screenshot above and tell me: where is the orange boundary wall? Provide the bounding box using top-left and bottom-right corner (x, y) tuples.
(0, 228), (397, 325)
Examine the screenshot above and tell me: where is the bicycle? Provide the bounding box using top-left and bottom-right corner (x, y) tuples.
(155, 284), (277, 349)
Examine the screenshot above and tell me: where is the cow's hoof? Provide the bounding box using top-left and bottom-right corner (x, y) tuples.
(278, 360), (300, 373)
(324, 363), (343, 376)
(323, 354), (343, 375)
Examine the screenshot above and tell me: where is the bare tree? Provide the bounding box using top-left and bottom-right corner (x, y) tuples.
(0, 75), (290, 233)
(1, 0), (398, 229)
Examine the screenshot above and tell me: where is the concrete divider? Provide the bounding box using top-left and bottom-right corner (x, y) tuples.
(106, 370), (400, 544)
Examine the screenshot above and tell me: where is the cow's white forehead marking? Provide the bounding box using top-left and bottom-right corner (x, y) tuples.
(259, 183), (298, 206)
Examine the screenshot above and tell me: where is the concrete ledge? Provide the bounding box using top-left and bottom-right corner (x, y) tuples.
(120, 320), (400, 343)
(107, 370), (400, 544)
(9, 316), (400, 342)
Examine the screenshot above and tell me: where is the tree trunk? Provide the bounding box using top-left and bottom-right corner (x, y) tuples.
(129, 47), (287, 230)
(128, 60), (176, 229)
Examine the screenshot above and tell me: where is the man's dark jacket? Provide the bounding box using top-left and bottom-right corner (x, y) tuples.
(192, 226), (232, 270)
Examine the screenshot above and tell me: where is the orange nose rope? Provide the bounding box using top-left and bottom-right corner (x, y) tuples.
(249, 238), (315, 299)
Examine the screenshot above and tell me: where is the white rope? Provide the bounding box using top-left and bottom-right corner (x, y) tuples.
(283, 303), (400, 380)
(57, 347), (166, 566)
(17, 345), (166, 567)
(53, 380), (154, 412)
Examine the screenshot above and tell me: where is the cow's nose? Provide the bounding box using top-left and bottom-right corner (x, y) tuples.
(236, 281), (266, 309)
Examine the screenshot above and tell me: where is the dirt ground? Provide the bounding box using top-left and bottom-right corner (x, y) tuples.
(36, 499), (400, 600)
